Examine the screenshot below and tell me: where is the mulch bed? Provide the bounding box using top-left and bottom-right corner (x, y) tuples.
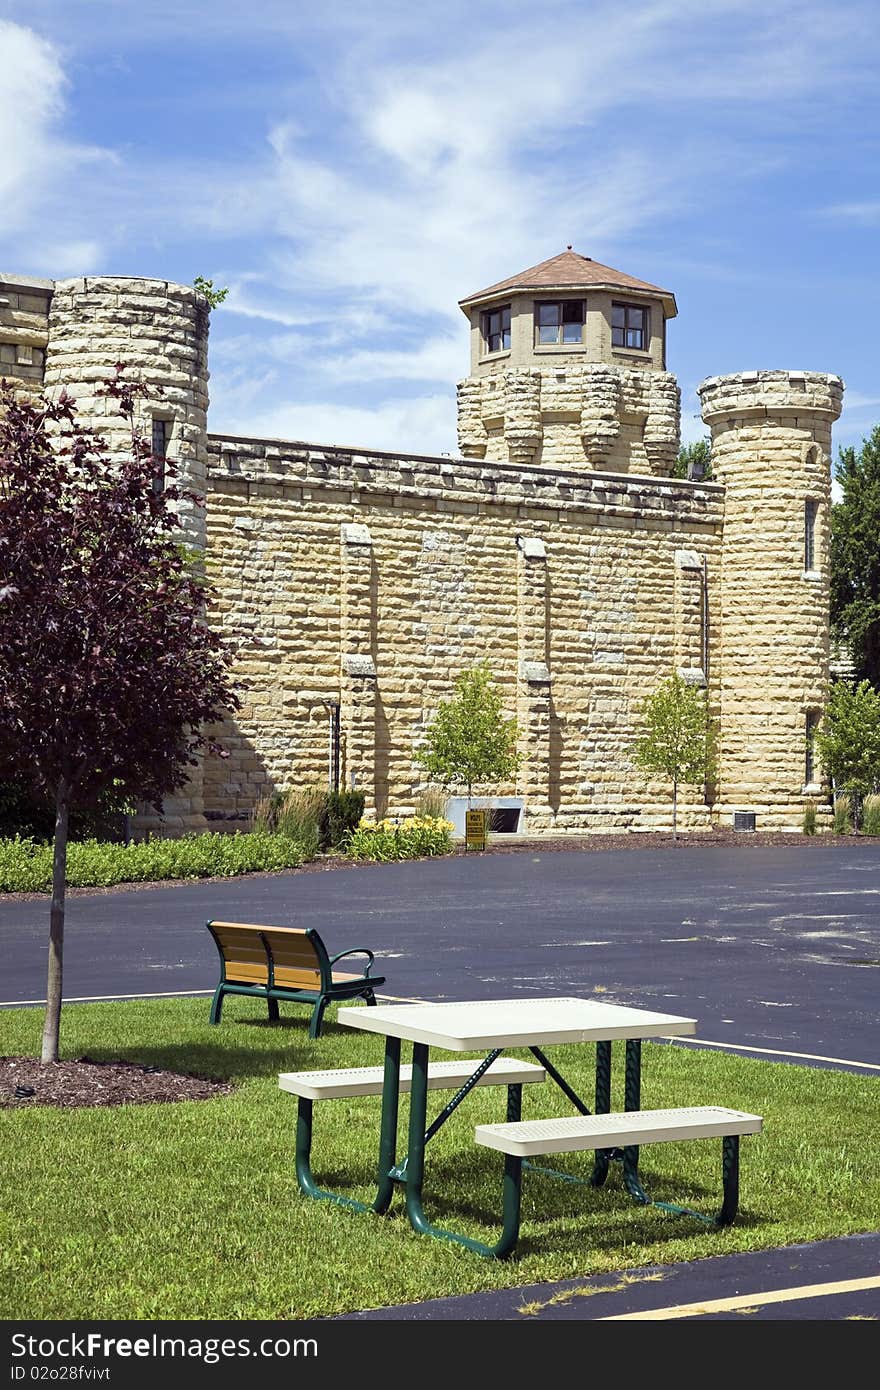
(0, 1056), (232, 1110)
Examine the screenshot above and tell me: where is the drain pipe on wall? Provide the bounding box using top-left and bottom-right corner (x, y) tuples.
(322, 700), (341, 793)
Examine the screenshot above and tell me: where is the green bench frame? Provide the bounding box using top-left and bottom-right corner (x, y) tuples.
(206, 920), (385, 1038)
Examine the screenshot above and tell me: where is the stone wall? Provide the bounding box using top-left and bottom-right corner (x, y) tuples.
(0, 275), (52, 387)
(457, 361), (680, 475)
(0, 262), (845, 839)
(203, 435), (724, 832)
(700, 370), (843, 828)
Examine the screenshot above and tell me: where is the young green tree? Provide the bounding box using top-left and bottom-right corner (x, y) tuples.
(634, 673), (714, 838)
(831, 426), (880, 688)
(672, 437), (712, 481)
(416, 664), (520, 801)
(0, 376), (237, 1063)
(815, 680), (880, 827)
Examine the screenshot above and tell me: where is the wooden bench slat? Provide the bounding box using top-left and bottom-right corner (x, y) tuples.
(272, 968), (321, 987)
(225, 964), (271, 983)
(475, 1106), (763, 1157)
(271, 949), (323, 970)
(279, 1057), (547, 1101)
(210, 921), (308, 936)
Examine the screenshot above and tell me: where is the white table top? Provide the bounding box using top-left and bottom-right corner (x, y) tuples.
(336, 997), (697, 1051)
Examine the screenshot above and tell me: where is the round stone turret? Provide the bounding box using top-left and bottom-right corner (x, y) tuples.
(699, 369), (844, 829)
(44, 276), (213, 835)
(44, 276), (211, 552)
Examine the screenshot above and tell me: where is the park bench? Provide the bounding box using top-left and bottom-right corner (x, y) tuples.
(475, 1104), (763, 1225)
(206, 920), (385, 1038)
(280, 1056), (547, 1207)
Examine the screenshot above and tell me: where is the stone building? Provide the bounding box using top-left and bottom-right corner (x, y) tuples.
(0, 251), (843, 833)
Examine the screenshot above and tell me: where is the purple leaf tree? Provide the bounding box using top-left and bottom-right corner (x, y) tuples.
(0, 373), (238, 1063)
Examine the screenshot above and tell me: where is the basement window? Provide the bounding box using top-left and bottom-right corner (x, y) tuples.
(535, 299), (585, 346)
(612, 302), (648, 351)
(481, 304), (511, 355)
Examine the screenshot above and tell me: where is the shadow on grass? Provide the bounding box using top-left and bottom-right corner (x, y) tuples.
(419, 1165), (768, 1258)
(76, 1019), (318, 1082)
(302, 1141), (768, 1256)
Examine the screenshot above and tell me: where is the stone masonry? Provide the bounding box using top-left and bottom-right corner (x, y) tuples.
(0, 254), (845, 834)
(700, 370), (843, 828)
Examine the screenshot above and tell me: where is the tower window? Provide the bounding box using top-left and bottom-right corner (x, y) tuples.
(535, 299), (585, 346)
(481, 304), (511, 355)
(611, 302), (648, 350)
(804, 498), (818, 571)
(151, 418), (169, 495)
(805, 711), (820, 785)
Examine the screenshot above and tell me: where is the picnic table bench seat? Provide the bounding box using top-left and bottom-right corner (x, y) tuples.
(206, 920), (385, 1038)
(475, 1105), (763, 1226)
(279, 1055), (547, 1100)
(281, 1056), (547, 1208)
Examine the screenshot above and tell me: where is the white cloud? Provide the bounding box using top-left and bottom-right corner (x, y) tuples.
(4, 1), (879, 460)
(318, 334), (466, 385)
(26, 238), (105, 277)
(211, 392), (457, 456)
(821, 202), (880, 225)
(0, 20), (111, 262)
(680, 395), (709, 446)
(0, 21), (66, 216)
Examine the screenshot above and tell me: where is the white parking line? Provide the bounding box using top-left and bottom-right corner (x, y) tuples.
(0, 989), (216, 1006)
(0, 988), (423, 1008)
(671, 1035), (880, 1071)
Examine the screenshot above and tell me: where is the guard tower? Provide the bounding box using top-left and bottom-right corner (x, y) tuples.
(456, 248), (680, 474)
(700, 370), (843, 828)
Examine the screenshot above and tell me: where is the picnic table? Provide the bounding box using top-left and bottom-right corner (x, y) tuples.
(280, 996), (758, 1257)
(281, 996), (762, 1258)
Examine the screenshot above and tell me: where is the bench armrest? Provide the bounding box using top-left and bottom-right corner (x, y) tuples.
(328, 947), (376, 976)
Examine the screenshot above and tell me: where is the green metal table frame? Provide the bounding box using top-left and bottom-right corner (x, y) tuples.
(294, 1036), (740, 1259)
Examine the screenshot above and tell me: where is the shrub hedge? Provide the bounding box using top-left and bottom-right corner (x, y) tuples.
(0, 831), (308, 893)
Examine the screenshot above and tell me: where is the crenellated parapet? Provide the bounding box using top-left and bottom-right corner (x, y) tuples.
(458, 361), (680, 475)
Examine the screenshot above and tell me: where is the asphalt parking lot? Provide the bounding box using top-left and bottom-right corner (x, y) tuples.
(2, 842), (879, 1068)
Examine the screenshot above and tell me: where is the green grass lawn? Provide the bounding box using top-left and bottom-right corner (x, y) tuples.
(1, 996), (877, 1319)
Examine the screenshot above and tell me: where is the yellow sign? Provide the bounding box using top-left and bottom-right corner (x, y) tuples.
(465, 809), (488, 851)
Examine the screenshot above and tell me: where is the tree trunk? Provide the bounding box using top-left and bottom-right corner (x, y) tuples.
(41, 781), (70, 1065)
(672, 778), (678, 842)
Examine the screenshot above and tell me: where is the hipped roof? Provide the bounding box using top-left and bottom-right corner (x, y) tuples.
(459, 249), (676, 317)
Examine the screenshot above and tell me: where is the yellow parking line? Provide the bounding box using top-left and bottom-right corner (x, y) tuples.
(600, 1275), (880, 1320)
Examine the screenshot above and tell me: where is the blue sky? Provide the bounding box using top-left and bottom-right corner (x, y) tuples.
(1, 0), (878, 472)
